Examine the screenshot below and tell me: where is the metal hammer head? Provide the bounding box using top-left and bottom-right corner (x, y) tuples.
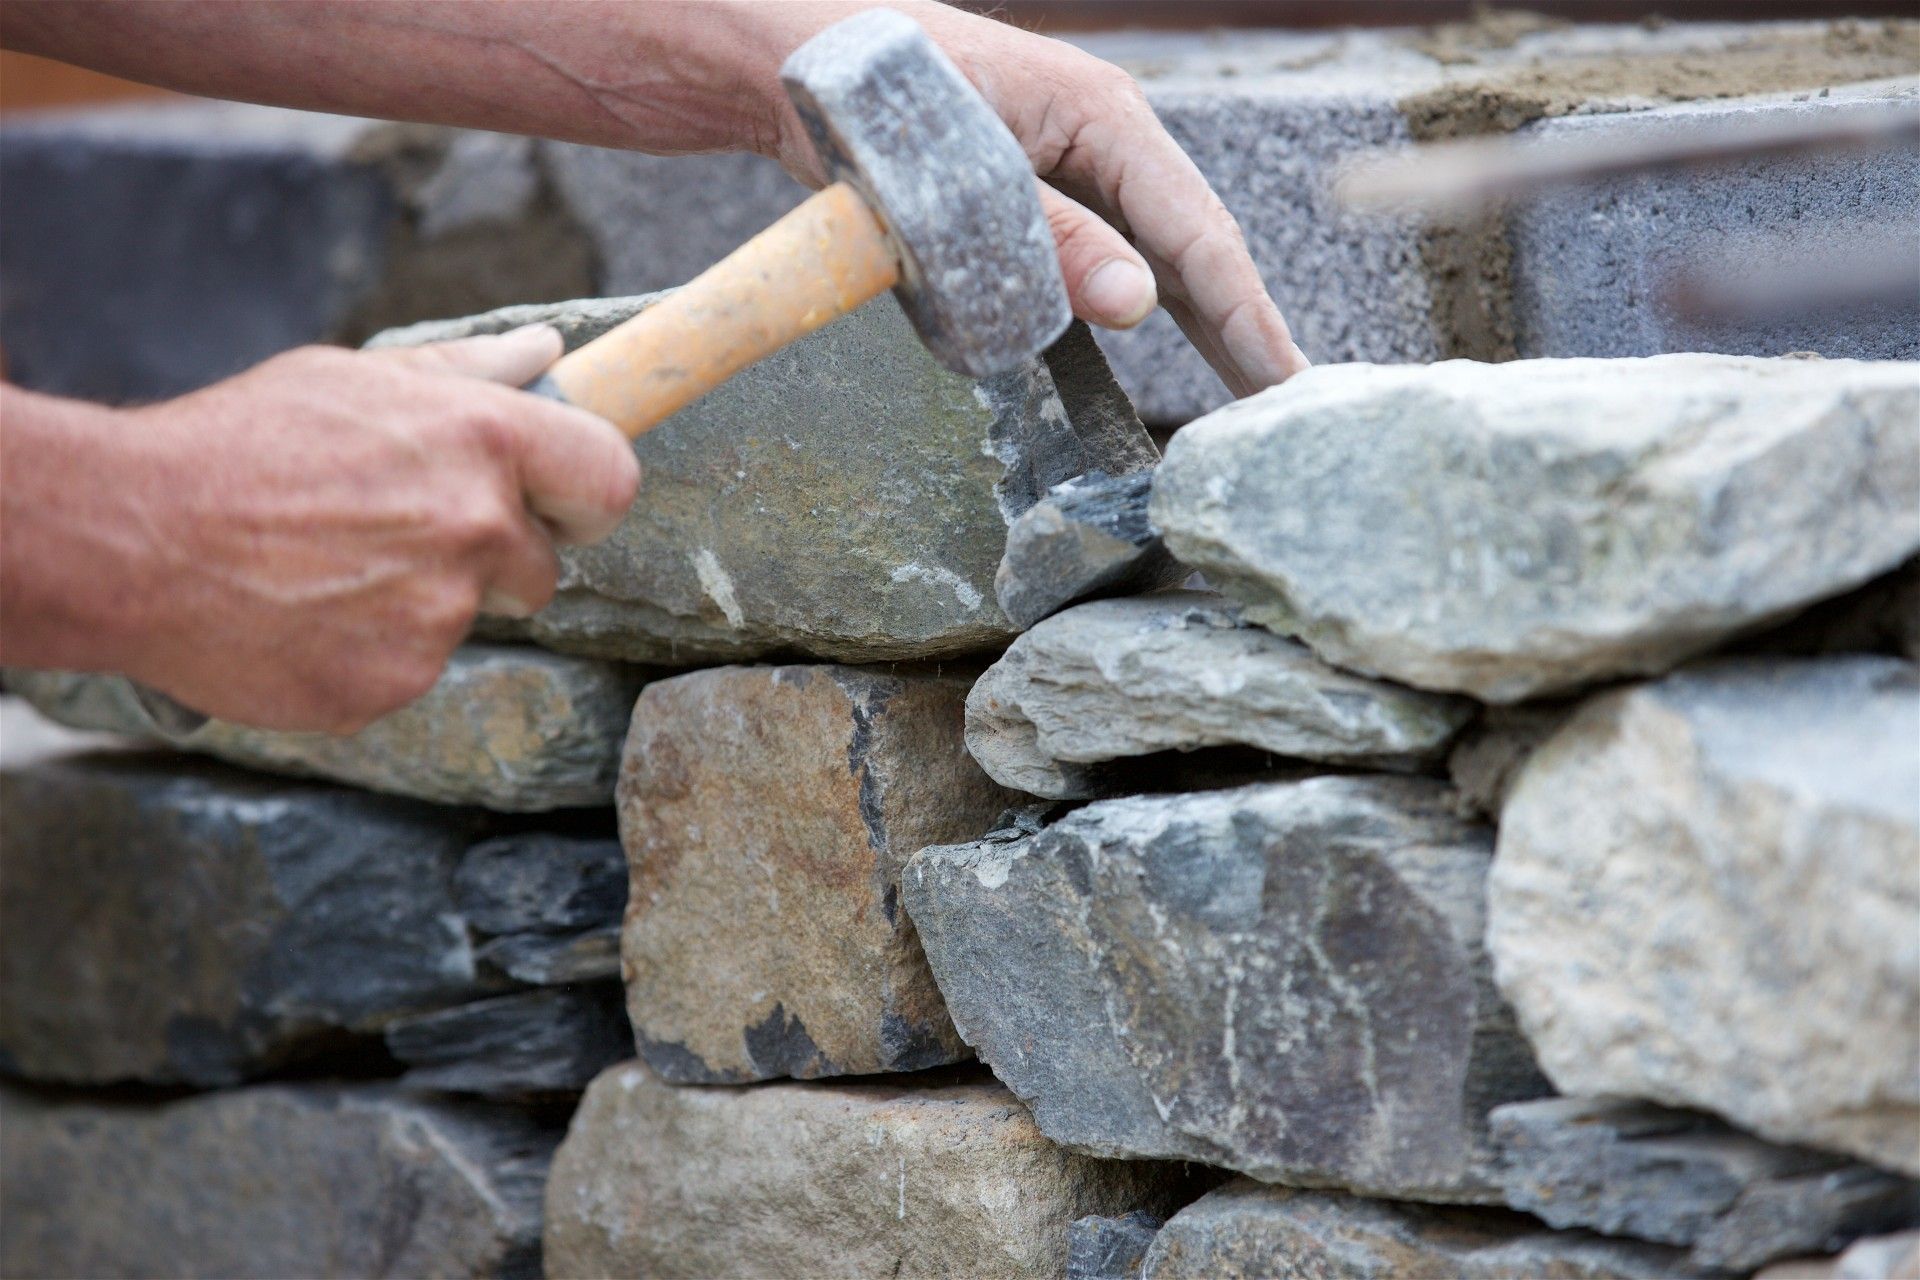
(780, 10), (1072, 379)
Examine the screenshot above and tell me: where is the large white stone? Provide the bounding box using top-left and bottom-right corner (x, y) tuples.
(1488, 657), (1920, 1173)
(1153, 356), (1920, 701)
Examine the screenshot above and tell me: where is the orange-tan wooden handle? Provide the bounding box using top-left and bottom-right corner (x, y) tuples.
(543, 182), (898, 439)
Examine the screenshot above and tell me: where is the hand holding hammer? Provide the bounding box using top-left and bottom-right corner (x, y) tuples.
(528, 9), (1074, 437)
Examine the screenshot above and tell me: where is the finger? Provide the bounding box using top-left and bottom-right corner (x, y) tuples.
(484, 390), (642, 546)
(480, 511), (562, 620)
(370, 324), (563, 387)
(1050, 97), (1310, 391)
(1038, 183), (1156, 330)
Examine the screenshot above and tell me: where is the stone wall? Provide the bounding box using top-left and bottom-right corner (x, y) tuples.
(2, 14), (1917, 1280)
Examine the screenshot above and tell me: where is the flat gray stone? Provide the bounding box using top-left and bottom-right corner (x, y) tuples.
(0, 755), (626, 1088)
(385, 987), (631, 1097)
(1493, 1097), (1920, 1272)
(904, 778), (1549, 1201)
(1153, 355), (1920, 701)
(619, 665), (1016, 1083)
(0, 1083), (553, 1280)
(1141, 1180), (1688, 1279)
(544, 1064), (1191, 1280)
(477, 926), (621, 985)
(371, 297), (1156, 665)
(1069, 1211), (1166, 1280)
(965, 591), (1475, 798)
(996, 471), (1186, 630)
(4, 644), (647, 811)
(1488, 657), (1920, 1174)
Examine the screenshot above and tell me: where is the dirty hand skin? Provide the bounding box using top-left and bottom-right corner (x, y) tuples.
(0, 0), (1306, 731)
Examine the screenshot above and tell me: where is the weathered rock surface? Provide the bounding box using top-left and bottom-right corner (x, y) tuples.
(544, 1063), (1187, 1280)
(0, 755), (626, 1087)
(386, 987), (631, 1096)
(1140, 1180), (1688, 1279)
(966, 592), (1474, 798)
(1153, 356), (1920, 701)
(453, 832), (627, 935)
(1757, 1231), (1920, 1280)
(372, 296), (1156, 664)
(5, 644), (647, 810)
(0, 755), (495, 1084)
(1069, 1211), (1166, 1280)
(1446, 701), (1578, 819)
(0, 1083), (554, 1279)
(1492, 1097), (1920, 1272)
(618, 665), (1015, 1082)
(904, 778), (1549, 1200)
(996, 471), (1187, 629)
(1488, 657), (1920, 1174)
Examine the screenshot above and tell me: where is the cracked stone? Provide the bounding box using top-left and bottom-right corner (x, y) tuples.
(903, 777), (1549, 1201)
(371, 296), (1157, 664)
(965, 591), (1475, 799)
(1152, 356), (1920, 701)
(1488, 656), (1920, 1174)
(617, 664), (1016, 1082)
(995, 470), (1187, 630)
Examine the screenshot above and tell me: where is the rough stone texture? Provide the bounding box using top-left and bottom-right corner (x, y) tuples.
(1488, 657), (1920, 1174)
(966, 592), (1474, 799)
(371, 296), (1156, 665)
(385, 986), (632, 1096)
(0, 1083), (553, 1280)
(996, 471), (1187, 629)
(904, 778), (1549, 1200)
(1140, 1180), (1688, 1279)
(544, 1063), (1188, 1280)
(618, 665), (1016, 1082)
(0, 754), (625, 1088)
(1757, 1231), (1920, 1280)
(1492, 1097), (1920, 1272)
(0, 104), (593, 402)
(0, 754), (495, 1085)
(453, 832), (627, 935)
(1069, 1211), (1166, 1280)
(1154, 356), (1920, 701)
(5, 644), (647, 811)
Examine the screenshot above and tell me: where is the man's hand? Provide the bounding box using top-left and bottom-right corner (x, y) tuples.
(0, 327), (639, 733)
(749, 2), (1312, 398)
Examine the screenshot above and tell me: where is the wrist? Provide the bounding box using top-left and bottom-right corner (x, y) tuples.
(0, 387), (179, 678)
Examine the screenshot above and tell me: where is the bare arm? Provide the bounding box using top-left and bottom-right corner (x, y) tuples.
(2, 0), (1307, 391)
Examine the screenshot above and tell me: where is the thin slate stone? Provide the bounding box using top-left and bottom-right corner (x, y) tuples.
(996, 470), (1185, 630)
(385, 986), (631, 1097)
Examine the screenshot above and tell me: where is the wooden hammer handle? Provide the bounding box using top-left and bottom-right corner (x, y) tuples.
(539, 182), (898, 439)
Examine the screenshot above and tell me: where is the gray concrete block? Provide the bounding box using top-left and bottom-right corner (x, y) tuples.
(1509, 89), (1920, 363)
(0, 102), (390, 400)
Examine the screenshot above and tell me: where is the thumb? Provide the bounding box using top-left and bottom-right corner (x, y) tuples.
(369, 324), (563, 386)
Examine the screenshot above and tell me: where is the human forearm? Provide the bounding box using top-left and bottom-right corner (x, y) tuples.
(0, 386), (169, 675)
(0, 0), (865, 158)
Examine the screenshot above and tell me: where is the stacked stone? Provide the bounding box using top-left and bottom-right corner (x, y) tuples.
(3, 14), (1919, 1280)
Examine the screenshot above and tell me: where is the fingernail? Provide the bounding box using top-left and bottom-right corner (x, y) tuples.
(481, 589), (536, 619)
(1082, 259), (1156, 328)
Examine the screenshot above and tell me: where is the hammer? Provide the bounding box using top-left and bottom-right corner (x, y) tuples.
(526, 8), (1073, 435)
